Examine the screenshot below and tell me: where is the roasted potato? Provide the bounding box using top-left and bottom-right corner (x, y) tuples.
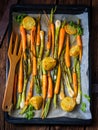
(42, 57), (56, 71)
(30, 96), (43, 110)
(65, 24), (77, 35)
(22, 16), (36, 30)
(70, 45), (81, 57)
(60, 97), (76, 112)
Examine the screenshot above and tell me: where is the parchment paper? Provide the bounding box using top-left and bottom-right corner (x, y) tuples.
(9, 12), (92, 120)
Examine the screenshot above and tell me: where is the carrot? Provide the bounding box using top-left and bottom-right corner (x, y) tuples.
(36, 16), (41, 57)
(41, 71), (53, 119)
(65, 34), (72, 84)
(54, 64), (61, 94)
(31, 26), (37, 76)
(20, 76), (34, 114)
(13, 73), (18, 107)
(31, 26), (36, 56)
(42, 74), (48, 100)
(46, 26), (52, 50)
(18, 56), (23, 93)
(58, 27), (65, 58)
(25, 77), (34, 106)
(47, 71), (53, 98)
(65, 34), (70, 68)
(77, 35), (82, 61)
(36, 16), (41, 46)
(50, 23), (55, 56)
(73, 72), (78, 97)
(53, 64), (61, 108)
(45, 26), (52, 57)
(16, 56), (23, 109)
(41, 72), (48, 117)
(50, 7), (56, 56)
(20, 26), (27, 60)
(32, 56), (37, 76)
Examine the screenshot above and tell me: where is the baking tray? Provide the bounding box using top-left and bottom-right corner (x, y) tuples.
(5, 4), (92, 125)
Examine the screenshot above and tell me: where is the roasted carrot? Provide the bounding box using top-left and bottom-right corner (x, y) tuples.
(54, 64), (61, 94)
(20, 76), (34, 114)
(65, 34), (72, 84)
(25, 81), (33, 106)
(31, 26), (37, 76)
(41, 66), (48, 116)
(36, 16), (41, 46)
(16, 56), (23, 109)
(65, 34), (70, 68)
(47, 71), (53, 98)
(13, 73), (18, 107)
(31, 26), (36, 56)
(53, 64), (61, 108)
(41, 71), (53, 118)
(45, 26), (52, 57)
(50, 7), (56, 56)
(18, 56), (23, 93)
(20, 26), (27, 59)
(42, 74), (48, 100)
(51, 23), (55, 56)
(58, 21), (66, 58)
(31, 26), (41, 94)
(77, 35), (82, 61)
(73, 72), (78, 97)
(36, 16), (41, 57)
(46, 27), (52, 50)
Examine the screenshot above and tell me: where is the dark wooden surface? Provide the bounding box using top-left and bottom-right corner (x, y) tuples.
(0, 0), (98, 129)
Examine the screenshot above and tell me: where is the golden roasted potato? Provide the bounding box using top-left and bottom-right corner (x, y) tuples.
(42, 57), (56, 71)
(22, 16), (36, 30)
(70, 45), (81, 57)
(60, 97), (76, 112)
(65, 24), (77, 35)
(30, 96), (43, 110)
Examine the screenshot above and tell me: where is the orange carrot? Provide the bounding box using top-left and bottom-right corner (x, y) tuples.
(25, 77), (34, 106)
(53, 64), (61, 108)
(58, 27), (65, 58)
(31, 26), (37, 76)
(50, 23), (55, 56)
(47, 72), (53, 98)
(73, 72), (78, 97)
(18, 56), (23, 93)
(41, 71), (53, 118)
(31, 26), (36, 56)
(65, 34), (70, 68)
(20, 26), (26, 53)
(77, 35), (82, 61)
(46, 26), (52, 50)
(13, 73), (18, 107)
(54, 64), (61, 94)
(42, 74), (48, 100)
(32, 56), (37, 76)
(36, 17), (41, 46)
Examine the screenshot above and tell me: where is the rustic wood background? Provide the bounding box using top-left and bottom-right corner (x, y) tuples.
(0, 0), (98, 130)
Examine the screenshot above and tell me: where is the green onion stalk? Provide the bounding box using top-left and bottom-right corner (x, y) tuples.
(41, 98), (51, 119)
(54, 20), (61, 59)
(50, 6), (57, 23)
(60, 51), (74, 97)
(53, 20), (61, 82)
(19, 50), (29, 109)
(37, 30), (45, 88)
(76, 60), (81, 104)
